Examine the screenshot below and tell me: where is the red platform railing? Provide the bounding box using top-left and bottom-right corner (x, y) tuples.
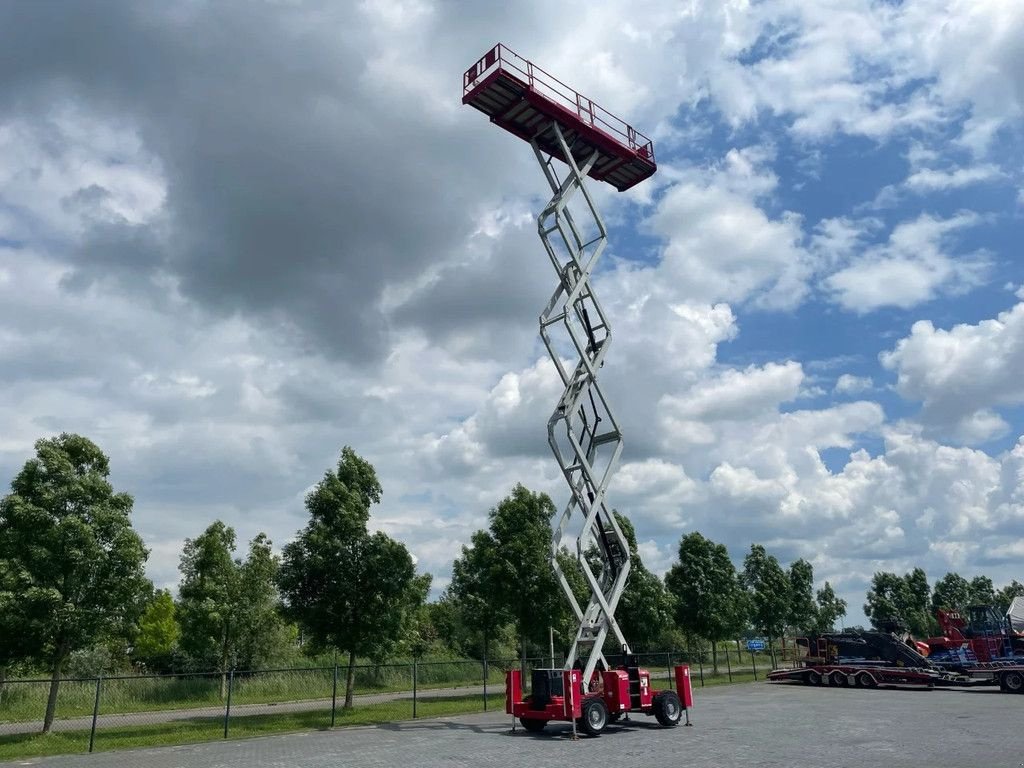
(463, 44), (655, 164)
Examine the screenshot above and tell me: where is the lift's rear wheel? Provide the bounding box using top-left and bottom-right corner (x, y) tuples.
(1002, 670), (1024, 693)
(806, 670), (822, 686)
(519, 717), (547, 732)
(652, 690), (683, 727)
(577, 698), (609, 736)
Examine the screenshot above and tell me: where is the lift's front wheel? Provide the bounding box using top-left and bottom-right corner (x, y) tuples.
(577, 698), (609, 736)
(652, 690), (683, 727)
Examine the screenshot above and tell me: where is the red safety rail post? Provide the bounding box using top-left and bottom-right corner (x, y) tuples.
(674, 665), (694, 726)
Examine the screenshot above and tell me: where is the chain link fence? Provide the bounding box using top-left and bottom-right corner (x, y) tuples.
(0, 645), (790, 758)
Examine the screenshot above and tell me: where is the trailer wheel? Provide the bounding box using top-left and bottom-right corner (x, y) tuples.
(1002, 670), (1024, 693)
(831, 671), (848, 687)
(652, 691), (683, 727)
(856, 672), (877, 689)
(578, 697), (609, 736)
(806, 670), (822, 686)
(519, 717), (547, 733)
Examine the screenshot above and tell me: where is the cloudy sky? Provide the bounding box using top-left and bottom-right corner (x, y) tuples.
(1, 0), (1023, 627)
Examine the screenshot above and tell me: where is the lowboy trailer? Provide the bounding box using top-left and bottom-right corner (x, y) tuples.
(767, 629), (1024, 693)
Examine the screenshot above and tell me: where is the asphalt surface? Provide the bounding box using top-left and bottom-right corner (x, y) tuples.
(7, 681), (1024, 768)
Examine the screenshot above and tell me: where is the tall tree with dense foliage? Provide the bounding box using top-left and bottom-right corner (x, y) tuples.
(931, 572), (971, 614)
(0, 434), (150, 733)
(904, 567), (932, 635)
(864, 569), (931, 637)
(485, 485), (563, 666)
(966, 575), (996, 606)
(814, 582), (847, 632)
(609, 512), (675, 651)
(740, 544), (790, 656)
(278, 447), (427, 708)
(449, 529), (509, 659)
(996, 581), (1024, 613)
(665, 532), (746, 673)
(786, 558), (817, 634)
(133, 590), (181, 671)
(178, 524), (284, 691)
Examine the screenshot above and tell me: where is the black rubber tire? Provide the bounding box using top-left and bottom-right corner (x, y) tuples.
(807, 670), (823, 686)
(652, 690), (683, 727)
(519, 717), (547, 732)
(857, 672), (877, 689)
(831, 671), (848, 687)
(1002, 670), (1024, 693)
(577, 697), (609, 736)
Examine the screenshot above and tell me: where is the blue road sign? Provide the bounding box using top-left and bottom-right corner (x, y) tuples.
(746, 639), (766, 651)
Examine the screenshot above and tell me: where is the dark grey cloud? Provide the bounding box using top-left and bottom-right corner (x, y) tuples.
(0, 1), (532, 363)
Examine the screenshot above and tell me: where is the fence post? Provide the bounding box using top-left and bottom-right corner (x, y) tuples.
(331, 664), (338, 727)
(726, 647), (733, 683)
(751, 651), (758, 681)
(412, 660), (418, 719)
(88, 674), (102, 753)
(483, 657), (488, 712)
(223, 670), (234, 739)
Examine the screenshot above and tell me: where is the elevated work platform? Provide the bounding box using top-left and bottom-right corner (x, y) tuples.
(463, 44), (656, 192)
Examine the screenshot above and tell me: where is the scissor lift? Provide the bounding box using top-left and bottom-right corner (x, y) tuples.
(464, 44), (691, 736)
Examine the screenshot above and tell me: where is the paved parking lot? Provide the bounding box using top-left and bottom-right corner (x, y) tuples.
(9, 682), (1024, 768)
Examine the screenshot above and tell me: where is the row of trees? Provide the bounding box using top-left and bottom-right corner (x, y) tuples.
(437, 491), (848, 676)
(0, 436), (430, 732)
(5, 433), (1021, 733)
(864, 568), (1024, 637)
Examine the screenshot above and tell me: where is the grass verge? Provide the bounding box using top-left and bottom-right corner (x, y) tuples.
(0, 694), (489, 762)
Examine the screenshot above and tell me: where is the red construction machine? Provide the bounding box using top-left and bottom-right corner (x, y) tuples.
(924, 605), (1023, 665)
(506, 661), (693, 736)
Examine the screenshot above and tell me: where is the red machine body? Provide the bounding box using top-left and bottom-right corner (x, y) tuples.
(926, 608), (1017, 663)
(506, 664), (691, 734)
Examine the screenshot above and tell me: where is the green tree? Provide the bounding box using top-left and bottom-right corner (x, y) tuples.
(814, 582), (847, 632)
(278, 447), (427, 708)
(486, 485), (563, 668)
(864, 569), (931, 637)
(904, 567), (932, 636)
(178, 523), (283, 692)
(133, 590), (181, 670)
(996, 580), (1024, 613)
(0, 434), (150, 733)
(665, 532), (746, 673)
(740, 544), (790, 657)
(0, 559), (28, 692)
(608, 512), (674, 651)
(449, 529), (509, 660)
(931, 572), (971, 614)
(966, 575), (996, 606)
(787, 558), (817, 634)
